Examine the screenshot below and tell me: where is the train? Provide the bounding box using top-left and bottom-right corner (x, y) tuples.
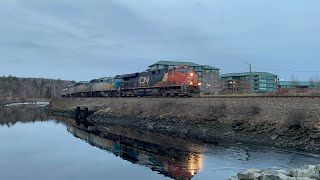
(61, 65), (200, 97)
(67, 122), (203, 180)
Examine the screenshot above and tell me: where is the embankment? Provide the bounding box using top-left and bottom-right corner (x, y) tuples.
(49, 97), (320, 152)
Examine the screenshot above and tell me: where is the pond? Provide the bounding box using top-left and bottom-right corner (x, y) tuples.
(0, 106), (319, 180)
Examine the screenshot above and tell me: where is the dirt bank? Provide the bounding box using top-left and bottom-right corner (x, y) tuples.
(49, 97), (320, 153)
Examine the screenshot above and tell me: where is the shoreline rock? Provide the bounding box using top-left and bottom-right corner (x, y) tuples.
(228, 164), (320, 180)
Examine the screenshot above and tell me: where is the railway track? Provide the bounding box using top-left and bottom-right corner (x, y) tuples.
(63, 95), (320, 99)
(198, 95), (320, 98)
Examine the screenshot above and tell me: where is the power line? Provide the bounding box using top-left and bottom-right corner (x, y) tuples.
(252, 67), (320, 73)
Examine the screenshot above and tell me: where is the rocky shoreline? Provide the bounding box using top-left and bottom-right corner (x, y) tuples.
(49, 98), (320, 153)
(228, 164), (320, 180)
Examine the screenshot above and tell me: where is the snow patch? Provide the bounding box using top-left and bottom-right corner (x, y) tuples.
(4, 101), (49, 107)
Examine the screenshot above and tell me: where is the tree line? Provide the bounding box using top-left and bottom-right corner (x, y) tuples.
(0, 75), (74, 98)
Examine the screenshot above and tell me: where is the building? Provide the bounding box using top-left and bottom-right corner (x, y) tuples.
(278, 81), (320, 94)
(220, 72), (278, 94)
(148, 61), (220, 95)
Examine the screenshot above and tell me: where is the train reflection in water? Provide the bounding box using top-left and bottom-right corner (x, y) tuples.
(67, 123), (203, 180)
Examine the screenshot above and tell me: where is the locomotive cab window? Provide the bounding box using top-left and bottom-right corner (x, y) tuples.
(177, 68), (192, 73)
(177, 68), (186, 73)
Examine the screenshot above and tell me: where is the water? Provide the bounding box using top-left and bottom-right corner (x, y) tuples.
(0, 106), (320, 180)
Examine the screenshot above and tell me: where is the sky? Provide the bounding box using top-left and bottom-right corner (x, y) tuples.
(0, 0), (320, 81)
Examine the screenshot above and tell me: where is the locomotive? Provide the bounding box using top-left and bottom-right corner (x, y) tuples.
(61, 65), (200, 97)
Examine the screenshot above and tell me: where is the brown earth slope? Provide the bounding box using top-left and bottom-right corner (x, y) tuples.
(49, 97), (320, 152)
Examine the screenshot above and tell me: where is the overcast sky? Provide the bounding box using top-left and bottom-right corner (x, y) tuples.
(1, 0), (319, 81)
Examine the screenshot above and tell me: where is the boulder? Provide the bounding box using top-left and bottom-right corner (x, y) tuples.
(260, 169), (288, 176)
(260, 174), (294, 180)
(147, 123), (154, 130)
(310, 133), (320, 139)
(260, 169), (291, 180)
(289, 165), (318, 178)
(229, 164), (320, 180)
(311, 164), (320, 179)
(275, 129), (285, 136)
(237, 169), (262, 180)
(271, 134), (279, 140)
(226, 176), (239, 180)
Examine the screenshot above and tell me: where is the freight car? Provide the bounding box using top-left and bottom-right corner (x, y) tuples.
(61, 65), (200, 97)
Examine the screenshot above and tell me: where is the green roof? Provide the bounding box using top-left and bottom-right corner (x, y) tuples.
(279, 81), (310, 86)
(148, 60), (201, 67)
(221, 72), (278, 78)
(202, 65), (220, 70)
(149, 61), (220, 70)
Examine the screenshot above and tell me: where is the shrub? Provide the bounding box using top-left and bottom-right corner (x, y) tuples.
(285, 109), (308, 130)
(207, 103), (227, 121)
(249, 105), (261, 115)
(233, 104), (261, 116)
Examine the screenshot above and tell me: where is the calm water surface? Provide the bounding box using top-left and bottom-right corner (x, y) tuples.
(0, 106), (320, 180)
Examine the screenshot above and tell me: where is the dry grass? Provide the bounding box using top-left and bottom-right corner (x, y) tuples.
(50, 98), (320, 130)
(284, 109), (308, 130)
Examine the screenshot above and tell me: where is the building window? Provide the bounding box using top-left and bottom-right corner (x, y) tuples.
(158, 65), (164, 69)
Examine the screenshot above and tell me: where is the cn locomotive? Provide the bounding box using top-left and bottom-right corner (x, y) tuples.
(61, 65), (200, 97)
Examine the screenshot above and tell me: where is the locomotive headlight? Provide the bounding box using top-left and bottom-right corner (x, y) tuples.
(198, 82), (201, 86)
(190, 73), (194, 77)
(190, 82), (193, 85)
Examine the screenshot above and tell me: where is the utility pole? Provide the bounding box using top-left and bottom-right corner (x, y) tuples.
(245, 62), (253, 94)
(53, 83), (56, 97)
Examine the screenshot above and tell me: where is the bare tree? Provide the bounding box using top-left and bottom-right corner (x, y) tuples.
(315, 75), (320, 94)
(309, 77), (315, 94)
(291, 74), (299, 94)
(0, 76), (73, 99)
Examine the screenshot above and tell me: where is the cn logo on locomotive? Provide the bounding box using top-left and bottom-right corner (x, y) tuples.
(139, 76), (150, 85)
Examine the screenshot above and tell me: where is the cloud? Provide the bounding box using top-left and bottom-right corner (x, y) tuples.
(0, 0), (319, 80)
